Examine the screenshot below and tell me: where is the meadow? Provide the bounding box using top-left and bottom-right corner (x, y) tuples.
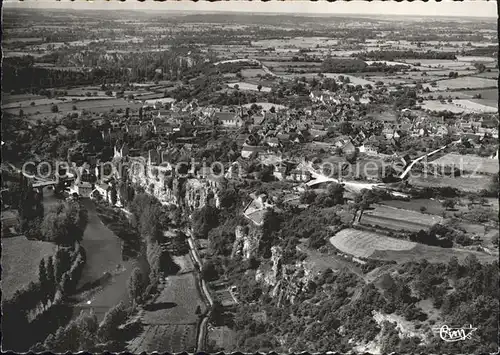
(227, 82), (271, 92)
(1, 236), (57, 300)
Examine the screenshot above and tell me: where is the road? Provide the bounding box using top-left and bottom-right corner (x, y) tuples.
(213, 58), (280, 78)
(303, 139), (462, 192)
(398, 139), (461, 179)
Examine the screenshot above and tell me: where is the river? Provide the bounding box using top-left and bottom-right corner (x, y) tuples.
(41, 188), (141, 322)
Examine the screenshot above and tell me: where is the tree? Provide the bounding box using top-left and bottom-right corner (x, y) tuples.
(51, 104), (59, 113)
(110, 186), (118, 205)
(420, 206), (427, 213)
(127, 267), (146, 305)
(97, 301), (128, 342)
(234, 84), (239, 91)
(41, 201), (88, 245)
(46, 256), (56, 297)
(257, 84), (262, 92)
(327, 182), (345, 205)
(201, 261), (219, 281)
(442, 198), (456, 210)
(39, 258), (49, 300)
(19, 109), (24, 117)
(192, 206), (219, 238)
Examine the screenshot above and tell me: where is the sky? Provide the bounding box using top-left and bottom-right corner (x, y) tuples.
(2, 0), (497, 18)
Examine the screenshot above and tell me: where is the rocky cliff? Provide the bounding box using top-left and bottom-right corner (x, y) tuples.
(126, 158), (221, 209)
(255, 245), (316, 307)
(231, 225), (262, 260)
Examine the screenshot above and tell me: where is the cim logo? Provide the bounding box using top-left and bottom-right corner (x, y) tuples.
(432, 324), (478, 342)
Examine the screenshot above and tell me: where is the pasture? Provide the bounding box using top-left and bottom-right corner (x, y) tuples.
(1, 236), (57, 301)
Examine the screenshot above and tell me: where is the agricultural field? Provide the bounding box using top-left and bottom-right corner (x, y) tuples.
(380, 197), (498, 219)
(322, 73), (375, 86)
(128, 324), (197, 353)
(226, 82), (271, 92)
(141, 272), (205, 325)
(329, 228), (416, 259)
(422, 88), (498, 100)
(4, 97), (143, 117)
(240, 68), (267, 78)
(420, 99), (497, 114)
(429, 153), (499, 175)
(1, 236), (57, 301)
(473, 70), (499, 79)
(243, 102), (287, 111)
(330, 228), (496, 264)
(409, 175), (492, 192)
(2, 93), (46, 104)
(363, 204), (443, 227)
(423, 76), (497, 91)
(207, 326), (237, 352)
(405, 59), (473, 70)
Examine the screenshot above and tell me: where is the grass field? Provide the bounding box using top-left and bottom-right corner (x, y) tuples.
(420, 100), (497, 114)
(409, 175), (492, 192)
(330, 228), (496, 264)
(128, 324), (197, 353)
(127, 258), (205, 353)
(2, 93), (46, 104)
(424, 77), (497, 91)
(322, 73), (375, 86)
(227, 82), (271, 92)
(5, 98), (142, 117)
(240, 68), (267, 77)
(430, 153), (499, 175)
(473, 70), (499, 79)
(330, 228), (416, 258)
(363, 204), (443, 227)
(208, 326), (237, 352)
(1, 236), (57, 300)
(141, 273), (205, 324)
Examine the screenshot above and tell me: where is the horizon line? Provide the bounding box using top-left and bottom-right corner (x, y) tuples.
(3, 7), (498, 20)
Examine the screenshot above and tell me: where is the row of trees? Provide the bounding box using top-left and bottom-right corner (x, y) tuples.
(34, 301), (129, 352)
